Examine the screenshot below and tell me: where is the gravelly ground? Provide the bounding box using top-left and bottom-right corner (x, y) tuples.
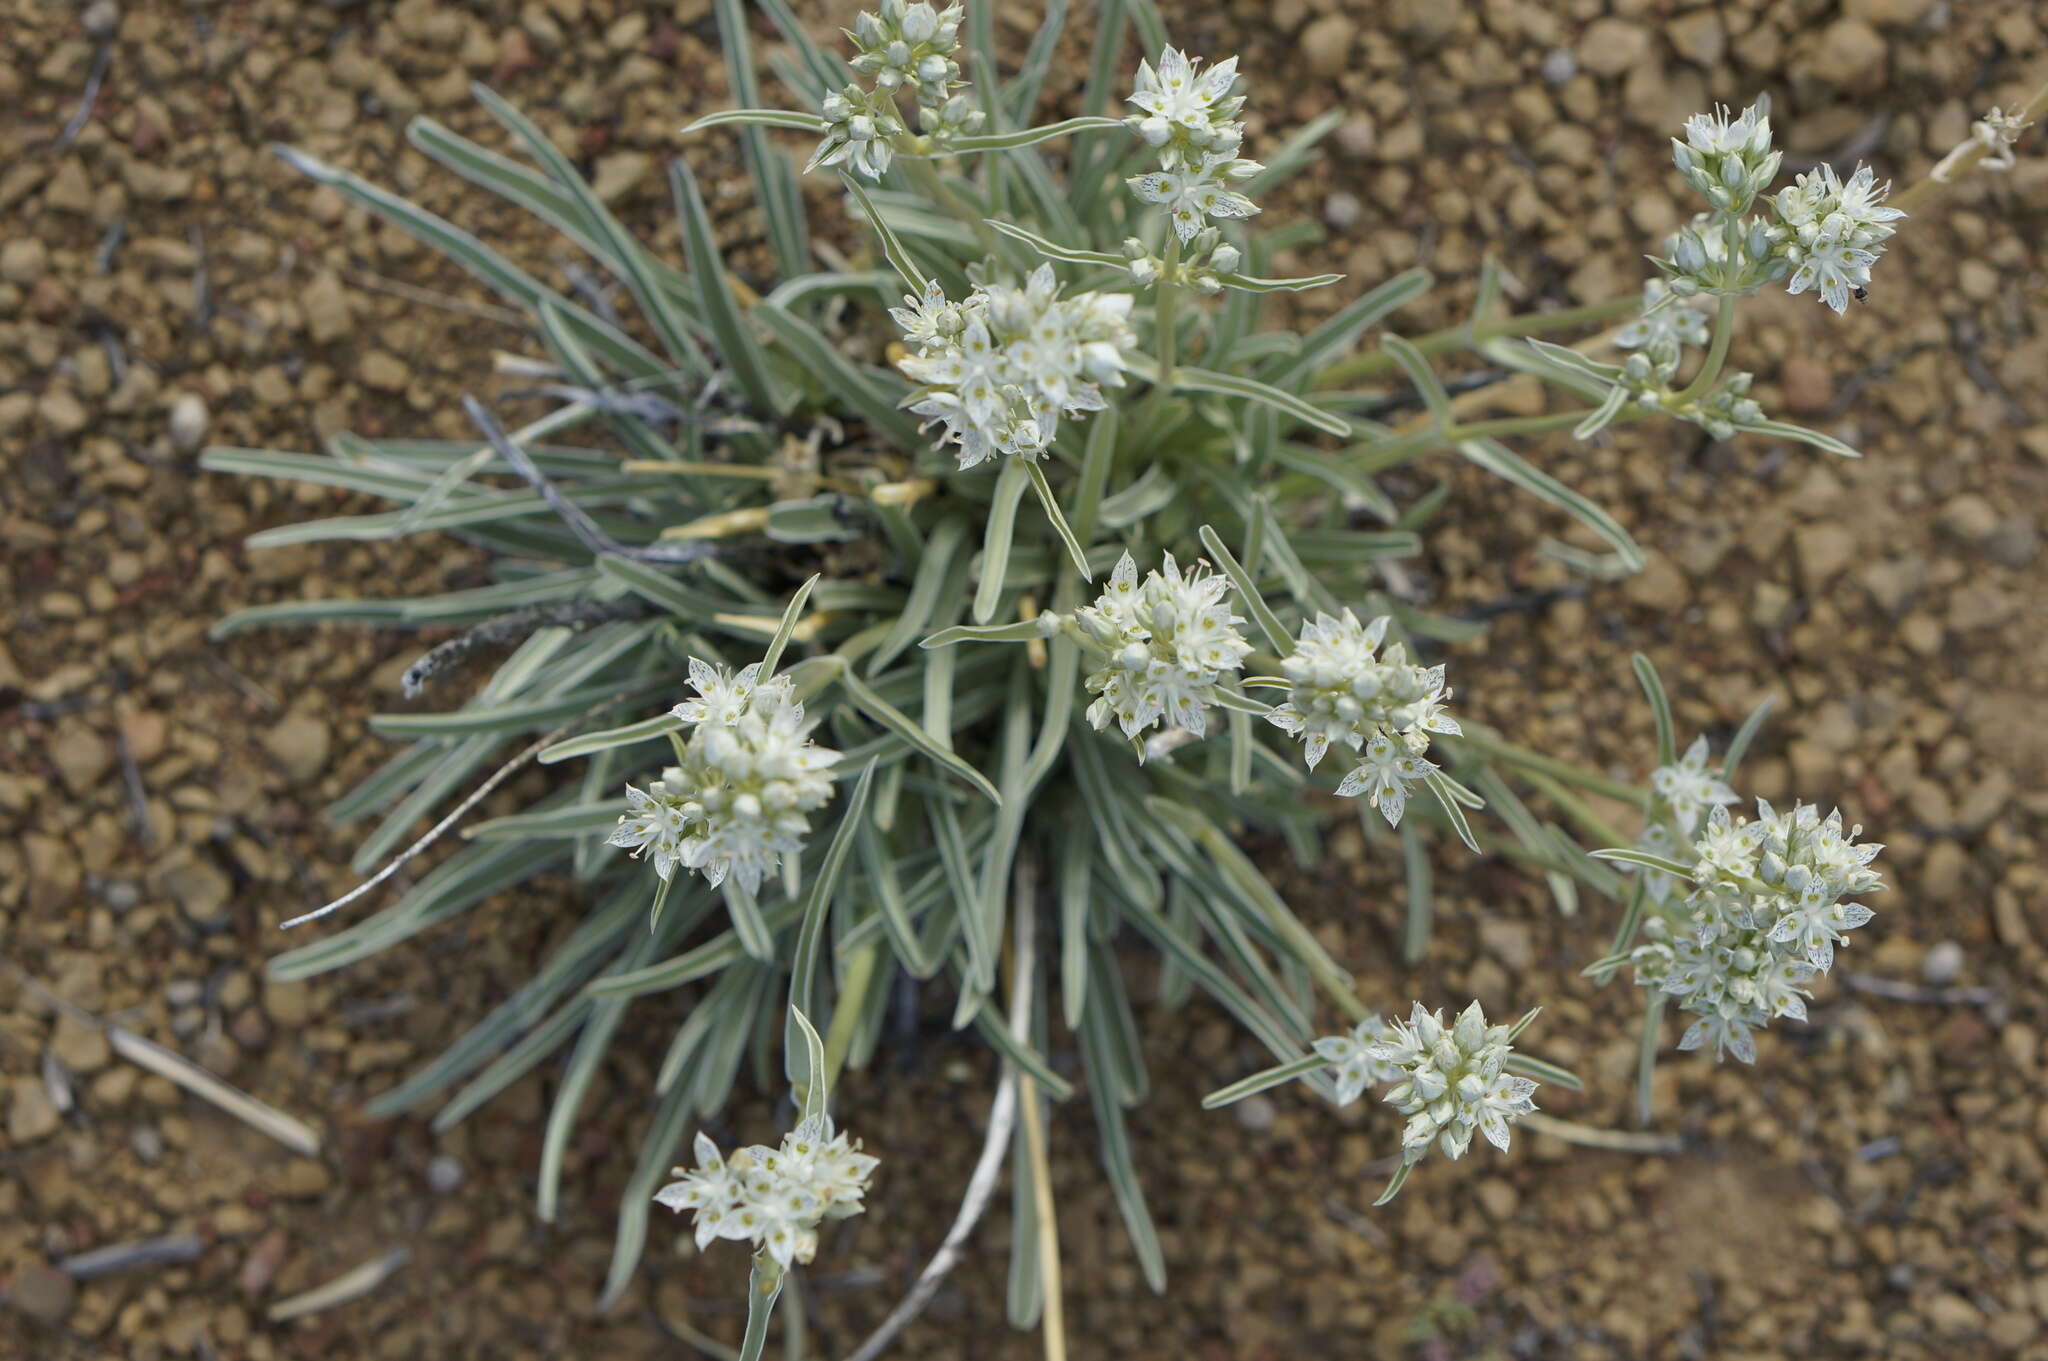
(3, 0), (2046, 1357)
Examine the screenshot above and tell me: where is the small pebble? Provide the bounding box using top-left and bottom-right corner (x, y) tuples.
(4, 1264), (77, 1324)
(1540, 49), (1577, 85)
(132, 1125), (165, 1164)
(81, 0), (121, 37)
(1921, 940), (1964, 986)
(1322, 191), (1364, 230)
(427, 1154), (466, 1193)
(167, 392), (210, 454)
(1232, 1093), (1277, 1133)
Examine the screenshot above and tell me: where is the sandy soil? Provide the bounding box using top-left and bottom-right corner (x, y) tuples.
(3, 0), (2046, 1357)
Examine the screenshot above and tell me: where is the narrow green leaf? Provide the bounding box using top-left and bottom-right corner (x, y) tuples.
(758, 573), (821, 680)
(1399, 821), (1432, 965)
(839, 669), (1001, 804)
(1588, 848), (1696, 878)
(1745, 417), (1862, 459)
(1456, 437), (1645, 572)
(973, 459), (1031, 623)
(1200, 1052), (1323, 1109)
(1218, 270), (1345, 294)
(754, 301), (925, 452)
(1024, 460), (1092, 580)
(539, 713), (680, 764)
(722, 877), (778, 962)
(1722, 694), (1774, 780)
(1380, 334), (1454, 427)
(1504, 1052), (1582, 1092)
(922, 618), (1052, 647)
(1632, 652), (1676, 769)
(939, 115), (1125, 153)
(785, 761), (877, 1096)
(840, 174), (927, 290)
(1422, 771), (1482, 854)
(680, 108), (831, 134)
(672, 159), (779, 413)
(1154, 361), (1351, 437)
(987, 219), (1127, 268)
(1196, 524), (1290, 653)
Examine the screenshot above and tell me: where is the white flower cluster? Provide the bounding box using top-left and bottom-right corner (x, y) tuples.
(1630, 799), (1884, 1063)
(1771, 163), (1905, 314)
(1264, 610), (1458, 827)
(1659, 101), (1903, 313)
(846, 0), (963, 105)
(893, 268), (1136, 468)
(1671, 102), (1782, 214)
(811, 0), (980, 180)
(608, 659), (840, 895)
(1630, 734), (1739, 904)
(1370, 1002), (1540, 1166)
(1124, 47), (1262, 242)
(654, 1115), (878, 1269)
(1310, 1014), (1404, 1106)
(1077, 551), (1251, 741)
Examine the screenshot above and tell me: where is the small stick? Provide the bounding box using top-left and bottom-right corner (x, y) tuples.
(341, 268), (527, 328)
(55, 41), (113, 149)
(1521, 1111), (1683, 1154)
(59, 1233), (204, 1281)
(115, 728), (153, 848)
(107, 1028), (322, 1156)
(840, 957), (1028, 1361)
(266, 1247), (411, 1323)
(1841, 973), (2000, 1007)
(401, 599), (648, 697)
(281, 722), (571, 929)
(463, 395), (717, 565)
(1011, 857), (1065, 1361)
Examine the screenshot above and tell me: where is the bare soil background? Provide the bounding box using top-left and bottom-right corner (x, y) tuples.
(3, 0), (2046, 1357)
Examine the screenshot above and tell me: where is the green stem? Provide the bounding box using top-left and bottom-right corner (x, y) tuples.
(1351, 408), (1607, 476)
(1672, 294), (1736, 405)
(1138, 234), (1183, 428)
(1634, 990), (1666, 1126)
(1315, 293), (1641, 389)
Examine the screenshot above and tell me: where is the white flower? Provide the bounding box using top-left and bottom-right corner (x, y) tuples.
(1671, 101), (1780, 212)
(846, 0), (964, 107)
(1265, 609), (1458, 772)
(1616, 280), (1711, 354)
(1649, 735), (1739, 834)
(1077, 552), (1251, 741)
(1772, 164), (1903, 313)
(1125, 47), (1246, 166)
(1335, 733), (1436, 828)
(657, 1115), (878, 1269)
(1630, 799), (1884, 1063)
(894, 266), (1135, 469)
(1127, 153), (1262, 242)
(808, 85), (904, 182)
(612, 658), (841, 894)
(1311, 1014), (1404, 1106)
(1367, 1001), (1539, 1165)
(608, 782), (690, 881)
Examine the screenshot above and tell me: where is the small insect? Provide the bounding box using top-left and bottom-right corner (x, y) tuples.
(1852, 286), (1869, 303)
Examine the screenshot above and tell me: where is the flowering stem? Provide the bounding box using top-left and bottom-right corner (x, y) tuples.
(737, 1254), (786, 1361)
(1894, 73), (2048, 214)
(1313, 294), (1641, 389)
(1671, 294), (1737, 405)
(1140, 233), (1184, 426)
(1351, 408), (1591, 475)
